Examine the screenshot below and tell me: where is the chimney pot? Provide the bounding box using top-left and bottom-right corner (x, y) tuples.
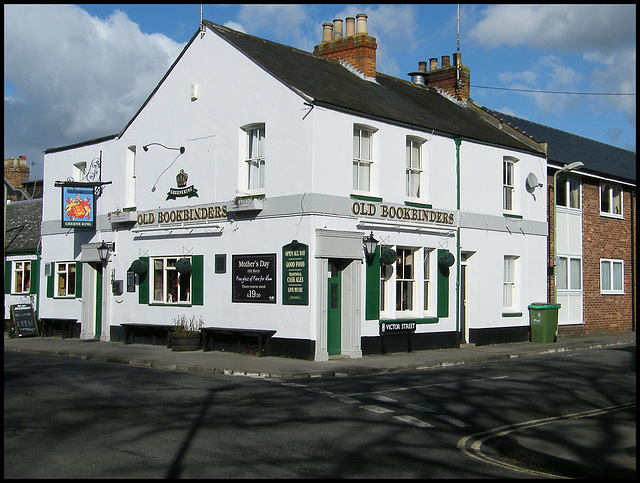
(442, 55), (450, 68)
(429, 58), (438, 71)
(418, 61), (427, 73)
(356, 13), (368, 34)
(322, 22), (333, 43)
(345, 17), (355, 36)
(332, 19), (343, 40)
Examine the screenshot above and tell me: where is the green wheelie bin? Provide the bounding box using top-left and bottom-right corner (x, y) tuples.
(528, 303), (561, 343)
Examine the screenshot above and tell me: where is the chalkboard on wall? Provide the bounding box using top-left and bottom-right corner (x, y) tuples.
(10, 304), (39, 337)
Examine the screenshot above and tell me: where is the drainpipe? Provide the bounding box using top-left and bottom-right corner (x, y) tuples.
(455, 138), (462, 347)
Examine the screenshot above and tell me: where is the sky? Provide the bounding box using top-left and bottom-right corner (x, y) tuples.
(4, 4), (636, 180)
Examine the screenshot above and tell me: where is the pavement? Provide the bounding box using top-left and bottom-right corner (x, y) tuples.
(5, 330), (636, 478)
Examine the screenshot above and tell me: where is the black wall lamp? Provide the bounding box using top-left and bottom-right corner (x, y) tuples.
(97, 241), (115, 262)
(143, 143), (185, 154)
(363, 231), (378, 265)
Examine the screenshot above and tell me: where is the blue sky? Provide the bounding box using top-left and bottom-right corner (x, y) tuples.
(4, 4), (636, 180)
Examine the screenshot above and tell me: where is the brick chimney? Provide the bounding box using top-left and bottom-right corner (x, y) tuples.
(408, 52), (470, 102)
(313, 13), (377, 79)
(4, 156), (30, 188)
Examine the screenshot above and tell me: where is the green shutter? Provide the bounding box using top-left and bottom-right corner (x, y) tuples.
(191, 255), (204, 306)
(4, 261), (11, 294)
(75, 262), (83, 298)
(365, 247), (380, 320)
(437, 249), (450, 318)
(47, 264), (54, 298)
(138, 257), (149, 304)
(30, 258), (40, 295)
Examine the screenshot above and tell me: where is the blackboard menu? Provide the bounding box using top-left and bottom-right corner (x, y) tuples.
(282, 241), (308, 305)
(232, 254), (276, 303)
(10, 304), (39, 337)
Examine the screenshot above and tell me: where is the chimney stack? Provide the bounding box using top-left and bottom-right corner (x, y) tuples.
(4, 156), (30, 188)
(408, 52), (470, 102)
(313, 13), (377, 79)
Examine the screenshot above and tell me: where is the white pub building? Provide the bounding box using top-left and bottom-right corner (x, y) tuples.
(38, 16), (548, 360)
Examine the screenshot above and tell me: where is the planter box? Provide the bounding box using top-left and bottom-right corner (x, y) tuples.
(109, 210), (137, 224)
(171, 332), (202, 351)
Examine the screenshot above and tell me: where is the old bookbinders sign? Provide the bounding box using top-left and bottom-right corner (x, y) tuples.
(10, 304), (39, 337)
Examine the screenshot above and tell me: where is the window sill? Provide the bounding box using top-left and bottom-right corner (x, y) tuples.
(503, 213), (523, 219)
(405, 200), (432, 209)
(502, 312), (523, 317)
(599, 212), (624, 220)
(350, 193), (382, 203)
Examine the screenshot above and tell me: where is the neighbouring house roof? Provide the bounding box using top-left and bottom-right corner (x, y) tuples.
(4, 198), (43, 253)
(475, 106), (636, 184)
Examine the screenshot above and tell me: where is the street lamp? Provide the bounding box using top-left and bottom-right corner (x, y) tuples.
(553, 161), (584, 304)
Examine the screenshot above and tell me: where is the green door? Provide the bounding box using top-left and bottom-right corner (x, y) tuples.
(327, 261), (341, 355)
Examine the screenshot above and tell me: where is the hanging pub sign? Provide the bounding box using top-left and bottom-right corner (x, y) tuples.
(61, 186), (95, 228)
(282, 241), (308, 305)
(166, 169), (199, 201)
(232, 254), (276, 303)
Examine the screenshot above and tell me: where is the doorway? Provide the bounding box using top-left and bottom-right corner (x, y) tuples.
(327, 260), (342, 355)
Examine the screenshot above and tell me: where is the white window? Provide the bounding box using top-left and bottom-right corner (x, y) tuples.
(56, 262), (76, 298)
(600, 259), (624, 294)
(423, 248), (433, 312)
(600, 184), (623, 217)
(125, 146), (136, 208)
(556, 256), (582, 291)
(406, 137), (424, 198)
(353, 126), (373, 192)
(396, 248), (415, 312)
(503, 156), (517, 212)
(12, 261), (31, 294)
(245, 125), (265, 191)
(74, 162), (86, 182)
(152, 257), (192, 304)
(503, 256), (518, 310)
(556, 176), (581, 209)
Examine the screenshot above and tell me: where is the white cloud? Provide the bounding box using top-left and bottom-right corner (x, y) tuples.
(469, 5), (635, 52)
(4, 4), (184, 169)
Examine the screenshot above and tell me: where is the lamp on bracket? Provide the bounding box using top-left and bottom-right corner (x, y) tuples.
(142, 143), (185, 154)
(363, 231), (379, 265)
(97, 241), (114, 263)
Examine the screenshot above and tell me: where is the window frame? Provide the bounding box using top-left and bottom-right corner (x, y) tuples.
(395, 247), (416, 313)
(243, 124), (266, 193)
(502, 156), (518, 213)
(556, 256), (582, 292)
(600, 259), (624, 294)
(151, 256), (192, 305)
(12, 260), (32, 295)
(599, 183), (623, 218)
(556, 175), (581, 210)
(353, 125), (375, 193)
(502, 255), (518, 311)
(406, 137), (425, 199)
(55, 262), (77, 298)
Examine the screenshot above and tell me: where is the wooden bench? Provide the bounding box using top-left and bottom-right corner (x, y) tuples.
(201, 327), (276, 357)
(40, 319), (78, 339)
(121, 323), (172, 347)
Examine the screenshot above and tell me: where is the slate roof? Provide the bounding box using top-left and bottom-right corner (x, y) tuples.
(4, 199), (43, 253)
(203, 20), (542, 155)
(477, 107), (636, 184)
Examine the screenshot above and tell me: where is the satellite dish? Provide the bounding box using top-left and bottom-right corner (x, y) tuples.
(526, 173), (542, 193)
